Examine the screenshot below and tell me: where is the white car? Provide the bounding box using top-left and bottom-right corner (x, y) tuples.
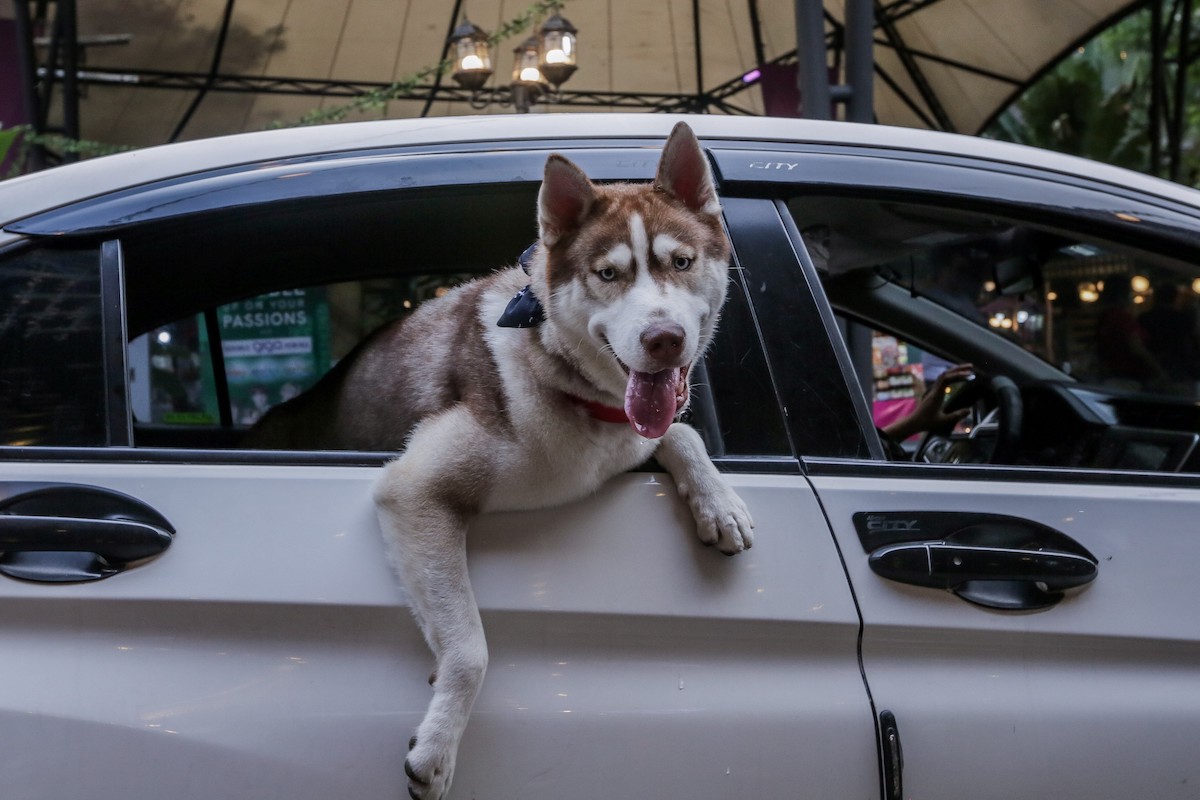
(1, 114), (1198, 800)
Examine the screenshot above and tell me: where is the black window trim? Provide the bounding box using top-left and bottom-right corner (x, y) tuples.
(722, 196), (878, 463)
(772, 197), (885, 461)
(802, 455), (1200, 488)
(770, 170), (1200, 482)
(0, 445), (802, 475)
(4, 171), (796, 465)
(8, 144), (676, 240)
(100, 240), (132, 446)
(710, 146), (1200, 257)
(1, 238), (113, 448)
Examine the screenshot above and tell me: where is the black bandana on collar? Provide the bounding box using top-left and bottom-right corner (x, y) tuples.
(497, 242), (546, 328)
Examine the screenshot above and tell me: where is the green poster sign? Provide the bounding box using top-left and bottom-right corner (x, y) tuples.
(218, 289), (331, 427)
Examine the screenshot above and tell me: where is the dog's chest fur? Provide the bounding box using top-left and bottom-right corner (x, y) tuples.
(247, 264), (660, 510)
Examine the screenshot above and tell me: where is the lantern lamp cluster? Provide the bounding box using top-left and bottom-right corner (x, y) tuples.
(449, 12), (578, 112)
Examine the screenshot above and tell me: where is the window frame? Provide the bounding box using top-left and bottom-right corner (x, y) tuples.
(0, 239), (111, 449)
(3, 144), (796, 471)
(737, 149), (1200, 486)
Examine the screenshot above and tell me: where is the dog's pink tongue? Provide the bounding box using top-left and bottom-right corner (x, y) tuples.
(624, 368), (679, 439)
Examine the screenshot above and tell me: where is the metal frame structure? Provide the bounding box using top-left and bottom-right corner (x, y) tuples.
(13, 0), (79, 167)
(1148, 0), (1197, 181)
(8, 0), (1192, 171)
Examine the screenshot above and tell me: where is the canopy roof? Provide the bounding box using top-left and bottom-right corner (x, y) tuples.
(13, 0), (1141, 148)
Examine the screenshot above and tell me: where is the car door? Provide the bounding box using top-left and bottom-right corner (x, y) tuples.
(717, 146), (1200, 799)
(0, 141), (878, 799)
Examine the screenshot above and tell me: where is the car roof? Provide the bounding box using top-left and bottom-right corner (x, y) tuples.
(3, 113), (1200, 245)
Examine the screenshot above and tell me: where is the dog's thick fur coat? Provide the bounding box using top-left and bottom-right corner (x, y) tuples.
(248, 122), (754, 800)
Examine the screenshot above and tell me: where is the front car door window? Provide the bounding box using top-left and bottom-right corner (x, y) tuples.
(801, 196), (1200, 472)
(792, 193), (1200, 473)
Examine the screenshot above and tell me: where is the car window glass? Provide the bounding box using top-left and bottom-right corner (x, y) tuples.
(790, 195), (1200, 473)
(868, 330), (927, 431)
(0, 246), (105, 446)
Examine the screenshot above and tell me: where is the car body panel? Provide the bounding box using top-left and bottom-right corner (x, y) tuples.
(0, 459), (875, 799)
(809, 468), (1200, 799)
(740, 156), (1200, 797)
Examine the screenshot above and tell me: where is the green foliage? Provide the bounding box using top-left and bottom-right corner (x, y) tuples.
(985, 5), (1200, 185)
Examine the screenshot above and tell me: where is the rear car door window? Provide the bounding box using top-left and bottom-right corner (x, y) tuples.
(2, 149), (787, 462)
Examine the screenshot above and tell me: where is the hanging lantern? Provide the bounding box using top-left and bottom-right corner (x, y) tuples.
(511, 35), (546, 89)
(449, 17), (493, 91)
(538, 13), (578, 88)
(509, 35), (545, 113)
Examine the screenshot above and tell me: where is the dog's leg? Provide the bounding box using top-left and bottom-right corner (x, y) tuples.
(374, 410), (493, 800)
(656, 422), (755, 554)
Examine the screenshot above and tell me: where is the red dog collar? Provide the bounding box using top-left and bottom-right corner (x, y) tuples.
(564, 393), (629, 424)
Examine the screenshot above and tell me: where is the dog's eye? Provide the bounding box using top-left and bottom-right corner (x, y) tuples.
(673, 256), (693, 271)
(597, 267), (618, 282)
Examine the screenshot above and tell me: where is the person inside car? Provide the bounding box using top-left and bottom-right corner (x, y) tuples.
(878, 363), (974, 459)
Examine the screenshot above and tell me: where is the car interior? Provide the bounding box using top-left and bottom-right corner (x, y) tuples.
(792, 194), (1200, 471)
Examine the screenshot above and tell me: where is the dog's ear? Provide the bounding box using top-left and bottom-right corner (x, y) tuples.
(539, 154), (597, 247)
(655, 122), (720, 216)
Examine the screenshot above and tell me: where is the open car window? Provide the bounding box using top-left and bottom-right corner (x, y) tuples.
(109, 176), (786, 461)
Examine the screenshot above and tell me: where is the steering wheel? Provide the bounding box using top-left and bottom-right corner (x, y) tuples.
(915, 375), (1024, 464)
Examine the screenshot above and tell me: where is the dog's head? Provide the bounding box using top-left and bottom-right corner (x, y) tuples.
(534, 122), (731, 439)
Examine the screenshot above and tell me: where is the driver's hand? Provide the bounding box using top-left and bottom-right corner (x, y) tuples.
(909, 363), (974, 433)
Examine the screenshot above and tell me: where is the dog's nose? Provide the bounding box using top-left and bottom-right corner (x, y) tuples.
(640, 322), (685, 363)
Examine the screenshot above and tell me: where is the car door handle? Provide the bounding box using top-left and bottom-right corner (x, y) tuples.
(855, 511), (1098, 610)
(870, 542), (1097, 591)
(0, 483), (175, 583)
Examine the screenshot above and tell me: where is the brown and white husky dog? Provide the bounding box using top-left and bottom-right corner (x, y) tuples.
(248, 121), (753, 800)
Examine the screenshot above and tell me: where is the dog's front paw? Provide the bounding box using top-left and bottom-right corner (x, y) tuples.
(657, 424), (756, 556)
(688, 482), (755, 555)
(404, 733), (455, 800)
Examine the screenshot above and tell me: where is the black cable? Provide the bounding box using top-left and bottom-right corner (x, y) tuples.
(170, 0), (237, 142)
